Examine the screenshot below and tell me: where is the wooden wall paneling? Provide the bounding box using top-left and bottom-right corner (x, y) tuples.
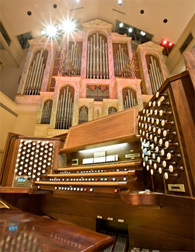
(169, 76), (195, 196)
(128, 224), (194, 251)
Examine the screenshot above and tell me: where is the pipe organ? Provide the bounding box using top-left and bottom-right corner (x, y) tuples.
(55, 85), (74, 130)
(0, 70), (195, 250)
(146, 55), (164, 94)
(41, 100), (53, 124)
(24, 50), (48, 95)
(123, 88), (137, 109)
(86, 33), (109, 79)
(59, 42), (82, 76)
(4, 18), (195, 251)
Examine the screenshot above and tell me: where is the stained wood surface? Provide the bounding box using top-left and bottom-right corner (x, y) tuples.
(183, 48), (195, 89)
(0, 208), (113, 252)
(60, 107), (138, 153)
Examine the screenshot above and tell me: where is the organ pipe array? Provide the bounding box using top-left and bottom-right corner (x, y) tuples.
(86, 33), (109, 79)
(114, 45), (130, 77)
(124, 89), (137, 109)
(59, 43), (81, 76)
(147, 56), (164, 94)
(41, 100), (53, 124)
(24, 50), (46, 95)
(55, 86), (74, 130)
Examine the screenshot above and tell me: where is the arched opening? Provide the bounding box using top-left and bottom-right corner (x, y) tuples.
(122, 87), (137, 109)
(55, 85), (74, 129)
(86, 32), (109, 79)
(146, 54), (164, 94)
(79, 106), (88, 124)
(108, 106), (117, 114)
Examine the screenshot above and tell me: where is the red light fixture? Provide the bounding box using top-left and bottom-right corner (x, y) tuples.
(162, 40), (167, 45)
(169, 42), (173, 47)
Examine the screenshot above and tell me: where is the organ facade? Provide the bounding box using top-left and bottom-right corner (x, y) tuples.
(15, 19), (168, 137)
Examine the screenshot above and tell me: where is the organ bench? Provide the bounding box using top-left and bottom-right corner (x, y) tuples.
(0, 71), (194, 251)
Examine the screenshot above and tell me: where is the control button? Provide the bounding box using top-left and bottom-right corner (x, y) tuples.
(164, 172), (169, 179)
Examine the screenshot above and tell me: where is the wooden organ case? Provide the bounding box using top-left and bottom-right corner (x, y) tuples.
(0, 72), (194, 251)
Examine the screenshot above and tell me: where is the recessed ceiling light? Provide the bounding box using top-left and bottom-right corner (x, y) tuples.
(27, 11), (32, 16)
(128, 27), (133, 33)
(140, 31), (146, 36)
(118, 0), (123, 6)
(53, 4), (57, 9)
(119, 22), (124, 28)
(61, 20), (76, 35)
(163, 19), (168, 23)
(140, 9), (144, 14)
(42, 25), (58, 38)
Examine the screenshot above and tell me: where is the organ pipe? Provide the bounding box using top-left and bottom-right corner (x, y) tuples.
(123, 89), (137, 109)
(55, 86), (74, 130)
(114, 45), (131, 77)
(41, 101), (52, 124)
(24, 50), (46, 95)
(60, 43), (81, 76)
(148, 56), (164, 94)
(86, 33), (109, 79)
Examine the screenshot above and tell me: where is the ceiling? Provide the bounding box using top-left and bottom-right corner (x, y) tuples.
(0, 0), (194, 46)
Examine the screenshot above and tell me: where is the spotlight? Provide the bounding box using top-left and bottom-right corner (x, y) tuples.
(119, 22), (124, 28)
(140, 31), (146, 36)
(76, 0), (80, 2)
(61, 20), (76, 34)
(128, 27), (133, 33)
(41, 30), (46, 35)
(168, 42), (173, 47)
(162, 40), (167, 45)
(118, 0), (123, 6)
(43, 25), (58, 38)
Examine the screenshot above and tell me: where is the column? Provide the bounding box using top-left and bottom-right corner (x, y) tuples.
(50, 80), (60, 128)
(41, 47), (54, 92)
(107, 30), (114, 79)
(72, 84), (79, 126)
(117, 84), (123, 111)
(17, 46), (34, 94)
(88, 102), (93, 121)
(140, 51), (153, 95)
(36, 98), (44, 123)
(81, 30), (88, 78)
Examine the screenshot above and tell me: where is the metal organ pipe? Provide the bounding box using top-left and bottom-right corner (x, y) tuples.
(105, 43), (108, 78)
(24, 50), (46, 95)
(114, 45), (130, 77)
(96, 33), (99, 79)
(99, 36), (102, 79)
(90, 37), (93, 78)
(149, 56), (164, 94)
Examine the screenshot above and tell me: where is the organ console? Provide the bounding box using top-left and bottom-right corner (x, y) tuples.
(0, 71), (194, 251)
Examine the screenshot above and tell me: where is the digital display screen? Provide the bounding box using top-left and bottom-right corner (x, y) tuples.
(17, 178), (26, 182)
